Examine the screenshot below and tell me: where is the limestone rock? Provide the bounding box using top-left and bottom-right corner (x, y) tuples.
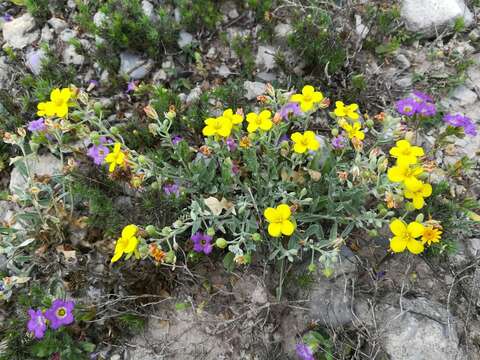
(401, 0), (473, 37)
(9, 154), (63, 193)
(2, 13), (39, 49)
(243, 81), (266, 100)
(119, 52), (153, 79)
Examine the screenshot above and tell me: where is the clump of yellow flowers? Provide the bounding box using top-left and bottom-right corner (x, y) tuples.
(37, 87), (73, 118)
(263, 204), (295, 237)
(111, 224), (140, 263)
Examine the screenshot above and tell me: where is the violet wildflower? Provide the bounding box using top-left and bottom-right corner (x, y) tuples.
(27, 118), (47, 132)
(412, 90), (433, 103)
(279, 102), (302, 120)
(232, 162), (240, 175)
(278, 135), (290, 145)
(126, 80), (138, 94)
(3, 14), (13, 22)
(27, 309), (47, 339)
(296, 343), (314, 360)
(226, 137), (237, 151)
(87, 79), (98, 92)
(163, 183), (180, 197)
(191, 232), (213, 255)
(87, 137), (110, 165)
(172, 135), (183, 145)
(416, 101), (436, 117)
(443, 113), (477, 136)
(331, 135), (346, 149)
(45, 299), (75, 330)
(395, 98), (418, 117)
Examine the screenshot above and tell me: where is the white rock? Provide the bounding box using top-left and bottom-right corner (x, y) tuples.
(142, 0), (155, 18)
(256, 71), (276, 82)
(355, 14), (369, 40)
(451, 85), (478, 106)
(255, 45), (276, 71)
(0, 57), (10, 88)
(93, 11), (107, 27)
(186, 86), (202, 105)
(244, 81), (267, 100)
(177, 31), (194, 48)
(274, 23), (292, 39)
(217, 64), (231, 77)
(40, 25), (54, 43)
(47, 17), (68, 33)
(59, 28), (77, 42)
(401, 0), (473, 37)
(119, 52), (153, 79)
(63, 44), (84, 65)
(2, 13), (39, 49)
(9, 154), (63, 194)
(152, 69), (167, 82)
(26, 48), (46, 75)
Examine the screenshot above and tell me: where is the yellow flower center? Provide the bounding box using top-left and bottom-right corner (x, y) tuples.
(56, 308), (66, 317)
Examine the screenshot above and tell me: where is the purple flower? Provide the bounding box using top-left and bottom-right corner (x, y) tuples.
(443, 113), (477, 136)
(296, 343), (314, 360)
(163, 183), (180, 197)
(232, 162), (240, 175)
(278, 135), (290, 145)
(331, 135), (346, 149)
(87, 79), (98, 92)
(172, 135), (183, 145)
(27, 309), (47, 339)
(87, 137), (110, 165)
(191, 232), (213, 255)
(416, 101), (436, 117)
(3, 14), (13, 22)
(412, 90), (433, 103)
(45, 299), (75, 330)
(27, 118), (47, 132)
(226, 137), (237, 151)
(279, 103), (302, 120)
(126, 80), (138, 93)
(395, 98), (418, 117)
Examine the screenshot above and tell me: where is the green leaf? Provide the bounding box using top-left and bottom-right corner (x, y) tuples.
(223, 252), (235, 272)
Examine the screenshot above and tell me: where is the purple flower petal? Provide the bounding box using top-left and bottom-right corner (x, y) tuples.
(395, 98), (418, 117)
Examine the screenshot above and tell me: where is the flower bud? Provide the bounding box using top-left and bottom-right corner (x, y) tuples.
(93, 102), (102, 113)
(110, 126), (120, 135)
(150, 181), (160, 190)
(331, 128), (339, 136)
(161, 226), (172, 235)
(215, 238), (228, 249)
(145, 225), (158, 237)
(138, 155), (147, 165)
(307, 263), (317, 273)
(29, 141), (40, 153)
(172, 220), (183, 228)
(206, 228), (215, 236)
(322, 267), (334, 278)
(90, 131), (100, 143)
(415, 213), (424, 223)
(367, 229), (379, 237)
(252, 233), (262, 242)
(164, 250), (176, 264)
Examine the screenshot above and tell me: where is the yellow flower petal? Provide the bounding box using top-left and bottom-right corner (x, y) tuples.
(291, 132), (303, 143)
(407, 222), (424, 238)
(387, 166), (405, 182)
(290, 94), (303, 103)
(122, 224), (138, 239)
(281, 220), (295, 236)
(390, 219), (406, 236)
(124, 236), (139, 254)
(412, 196), (424, 209)
(268, 223), (282, 237)
(300, 101), (313, 112)
(259, 118), (272, 131)
(422, 183), (432, 197)
(390, 236), (407, 253)
(277, 204), (291, 220)
(406, 239), (424, 254)
(302, 85), (315, 96)
(264, 207), (277, 223)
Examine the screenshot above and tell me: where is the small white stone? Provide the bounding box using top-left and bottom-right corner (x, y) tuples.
(178, 31), (194, 48)
(47, 17), (68, 33)
(2, 13), (39, 49)
(255, 45), (276, 71)
(244, 81), (267, 100)
(63, 44), (84, 65)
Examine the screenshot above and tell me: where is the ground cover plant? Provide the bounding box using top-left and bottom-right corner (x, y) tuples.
(0, 0), (480, 359)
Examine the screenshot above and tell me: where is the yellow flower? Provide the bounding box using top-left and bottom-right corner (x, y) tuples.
(263, 204), (295, 237)
(389, 139), (424, 166)
(334, 101), (360, 121)
(246, 110), (273, 133)
(239, 136), (252, 148)
(387, 164), (423, 183)
(202, 116), (232, 137)
(389, 219), (425, 254)
(111, 224), (139, 263)
(37, 88), (72, 118)
(222, 108), (243, 125)
(403, 178), (432, 209)
(421, 226), (442, 245)
(341, 122), (365, 140)
(291, 131), (320, 154)
(290, 85), (324, 112)
(104, 142), (126, 173)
